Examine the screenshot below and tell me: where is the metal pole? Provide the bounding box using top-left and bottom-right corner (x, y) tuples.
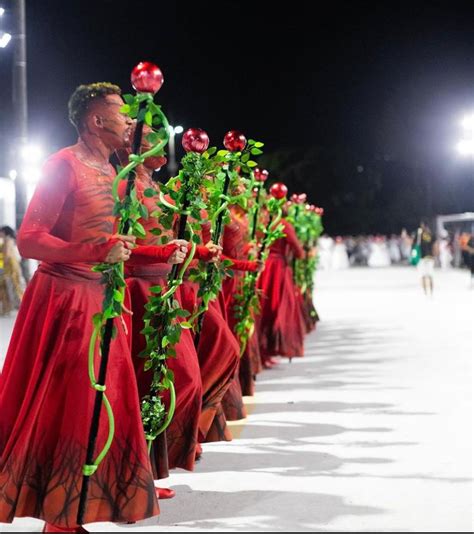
(12, 0), (27, 231)
(167, 129), (177, 176)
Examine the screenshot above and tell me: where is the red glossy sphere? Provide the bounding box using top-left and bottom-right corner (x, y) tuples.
(131, 62), (164, 94)
(223, 130), (246, 152)
(270, 182), (288, 200)
(254, 168), (269, 182)
(182, 128), (210, 153)
(290, 193), (299, 203)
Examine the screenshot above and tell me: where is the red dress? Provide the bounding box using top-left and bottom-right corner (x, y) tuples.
(258, 219), (306, 359)
(180, 280), (240, 443)
(123, 171), (202, 474)
(221, 210), (262, 420)
(0, 148), (159, 528)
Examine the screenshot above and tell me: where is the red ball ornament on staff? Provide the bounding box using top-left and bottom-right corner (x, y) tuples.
(131, 61), (164, 94)
(182, 128), (210, 153)
(223, 130), (247, 152)
(270, 182), (288, 200)
(254, 168), (269, 182)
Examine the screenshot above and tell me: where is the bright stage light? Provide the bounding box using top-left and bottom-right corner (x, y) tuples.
(461, 115), (474, 130)
(0, 7), (5, 17)
(21, 144), (43, 162)
(456, 139), (474, 156)
(0, 30), (11, 48)
(168, 125), (184, 135)
(23, 166), (42, 185)
(8, 169), (17, 180)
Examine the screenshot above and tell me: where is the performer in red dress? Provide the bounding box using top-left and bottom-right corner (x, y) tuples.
(221, 205), (262, 420)
(120, 145), (203, 476)
(0, 84), (159, 532)
(180, 218), (241, 443)
(258, 217), (306, 361)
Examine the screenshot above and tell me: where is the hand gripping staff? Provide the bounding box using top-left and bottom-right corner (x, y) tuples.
(77, 61), (169, 526)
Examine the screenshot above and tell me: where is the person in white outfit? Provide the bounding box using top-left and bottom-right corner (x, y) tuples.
(368, 236), (391, 267)
(438, 230), (453, 270)
(388, 234), (401, 263)
(317, 234), (334, 270)
(331, 236), (350, 269)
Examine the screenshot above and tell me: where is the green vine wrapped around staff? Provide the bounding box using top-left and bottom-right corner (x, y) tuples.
(137, 129), (217, 448)
(233, 181), (287, 354)
(287, 198), (324, 293)
(188, 132), (264, 329)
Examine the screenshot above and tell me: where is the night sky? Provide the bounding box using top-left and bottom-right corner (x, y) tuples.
(1, 1), (474, 234)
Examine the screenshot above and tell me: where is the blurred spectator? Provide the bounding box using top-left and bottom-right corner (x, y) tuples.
(0, 226), (25, 315)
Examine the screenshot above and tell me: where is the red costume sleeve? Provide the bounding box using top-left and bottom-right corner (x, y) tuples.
(222, 255), (258, 272)
(127, 243), (179, 265)
(17, 157), (117, 263)
(194, 245), (217, 262)
(283, 220), (304, 259)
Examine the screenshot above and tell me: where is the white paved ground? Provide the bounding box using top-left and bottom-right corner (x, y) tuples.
(1, 267), (473, 532)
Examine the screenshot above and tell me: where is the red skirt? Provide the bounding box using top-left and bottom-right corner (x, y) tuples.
(301, 289), (318, 333)
(220, 276), (249, 420)
(0, 263), (158, 528)
(181, 282), (239, 442)
(257, 253), (306, 358)
(126, 265), (202, 473)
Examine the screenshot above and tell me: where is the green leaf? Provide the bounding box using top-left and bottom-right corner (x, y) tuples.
(251, 148), (263, 155)
(180, 322), (193, 329)
(247, 161), (258, 168)
(113, 289), (124, 303)
(120, 104), (131, 114)
(144, 110), (153, 126)
(161, 336), (169, 348)
(144, 188), (155, 198)
(92, 313), (103, 328)
(133, 221), (147, 238)
(149, 285), (163, 293)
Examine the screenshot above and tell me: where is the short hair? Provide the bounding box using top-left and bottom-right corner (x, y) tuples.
(68, 82), (121, 132)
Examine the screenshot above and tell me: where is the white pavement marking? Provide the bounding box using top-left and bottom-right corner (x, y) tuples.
(1, 266), (472, 532)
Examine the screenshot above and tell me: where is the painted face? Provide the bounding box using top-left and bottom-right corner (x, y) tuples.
(92, 94), (133, 150)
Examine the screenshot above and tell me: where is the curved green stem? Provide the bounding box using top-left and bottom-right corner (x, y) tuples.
(158, 191), (180, 212)
(211, 201), (229, 227)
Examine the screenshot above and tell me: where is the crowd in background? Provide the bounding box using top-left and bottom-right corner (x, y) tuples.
(317, 229), (474, 271)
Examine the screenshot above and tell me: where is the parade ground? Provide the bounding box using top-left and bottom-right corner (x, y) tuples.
(1, 266), (472, 532)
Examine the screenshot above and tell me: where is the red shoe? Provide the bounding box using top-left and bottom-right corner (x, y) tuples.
(267, 357), (280, 366)
(155, 486), (176, 499)
(43, 524), (87, 533)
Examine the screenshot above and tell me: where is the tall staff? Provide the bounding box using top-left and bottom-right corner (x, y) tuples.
(194, 130), (247, 345)
(138, 127), (211, 450)
(234, 182), (288, 354)
(77, 61), (167, 526)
